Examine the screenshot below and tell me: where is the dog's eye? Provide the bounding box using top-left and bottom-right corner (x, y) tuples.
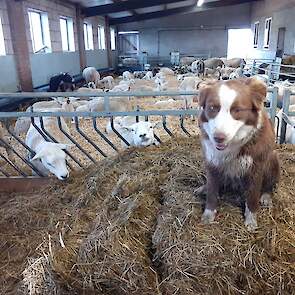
(232, 107), (244, 113)
(150, 126), (153, 129)
(208, 105), (219, 112)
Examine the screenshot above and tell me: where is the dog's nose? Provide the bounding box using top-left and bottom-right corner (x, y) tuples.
(214, 133), (226, 143)
(222, 77), (229, 80)
(139, 133), (147, 138)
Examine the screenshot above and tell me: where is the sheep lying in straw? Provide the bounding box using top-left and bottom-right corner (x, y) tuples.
(106, 116), (160, 147)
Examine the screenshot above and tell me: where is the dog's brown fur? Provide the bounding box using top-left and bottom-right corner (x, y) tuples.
(197, 78), (280, 230)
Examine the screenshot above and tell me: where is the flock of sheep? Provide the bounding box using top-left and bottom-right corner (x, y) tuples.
(1, 56), (295, 180)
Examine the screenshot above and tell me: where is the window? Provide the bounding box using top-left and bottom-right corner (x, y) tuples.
(263, 18), (272, 49)
(28, 10), (51, 53)
(110, 27), (116, 50)
(253, 22), (259, 48)
(84, 23), (94, 50)
(0, 17), (5, 55)
(98, 25), (106, 50)
(60, 17), (75, 51)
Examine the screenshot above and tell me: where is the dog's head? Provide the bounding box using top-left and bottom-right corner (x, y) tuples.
(198, 78), (266, 151)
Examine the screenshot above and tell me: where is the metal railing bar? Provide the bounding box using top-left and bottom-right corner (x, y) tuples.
(162, 116), (173, 137)
(110, 116), (130, 146)
(92, 117), (118, 152)
(180, 115), (191, 137)
(74, 116), (107, 158)
(0, 152), (27, 177)
(57, 116), (96, 164)
(0, 109), (200, 119)
(0, 164), (9, 177)
(0, 137), (45, 177)
(0, 90), (200, 98)
(4, 126), (46, 176)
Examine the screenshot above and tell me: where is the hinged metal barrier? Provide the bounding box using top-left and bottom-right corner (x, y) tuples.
(280, 89), (295, 144)
(0, 87), (278, 179)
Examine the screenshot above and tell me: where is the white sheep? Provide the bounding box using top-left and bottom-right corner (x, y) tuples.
(178, 77), (200, 108)
(106, 116), (160, 148)
(122, 71), (133, 81)
(143, 71), (153, 80)
(159, 67), (174, 76)
(25, 117), (72, 180)
(154, 99), (176, 108)
(82, 67), (101, 88)
(100, 76), (115, 90)
(15, 99), (75, 136)
(88, 97), (131, 112)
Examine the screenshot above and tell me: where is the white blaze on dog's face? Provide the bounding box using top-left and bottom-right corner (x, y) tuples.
(32, 142), (70, 180)
(199, 78), (266, 151)
(123, 121), (159, 147)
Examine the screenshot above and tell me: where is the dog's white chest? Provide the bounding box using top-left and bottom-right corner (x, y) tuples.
(202, 140), (253, 178)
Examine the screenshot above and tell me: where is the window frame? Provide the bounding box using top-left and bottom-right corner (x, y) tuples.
(60, 16), (75, 52)
(28, 9), (51, 53)
(83, 22), (94, 50)
(0, 17), (6, 56)
(98, 25), (106, 50)
(253, 21), (259, 48)
(263, 17), (272, 49)
(110, 27), (116, 51)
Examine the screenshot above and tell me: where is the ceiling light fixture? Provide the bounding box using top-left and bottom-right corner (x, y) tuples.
(197, 0), (204, 7)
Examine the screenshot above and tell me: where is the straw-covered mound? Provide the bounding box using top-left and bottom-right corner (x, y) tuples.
(0, 137), (294, 295)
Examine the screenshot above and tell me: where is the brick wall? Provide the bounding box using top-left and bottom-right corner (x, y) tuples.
(22, 0), (78, 53)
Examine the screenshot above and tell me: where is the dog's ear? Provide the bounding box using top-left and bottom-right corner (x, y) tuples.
(243, 78), (267, 108)
(198, 82), (216, 108)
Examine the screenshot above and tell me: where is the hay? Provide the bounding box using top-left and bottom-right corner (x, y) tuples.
(0, 137), (294, 295)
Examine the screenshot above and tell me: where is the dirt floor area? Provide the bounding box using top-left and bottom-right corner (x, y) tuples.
(0, 137), (294, 295)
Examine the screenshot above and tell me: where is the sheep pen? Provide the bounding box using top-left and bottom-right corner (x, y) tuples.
(0, 137), (294, 295)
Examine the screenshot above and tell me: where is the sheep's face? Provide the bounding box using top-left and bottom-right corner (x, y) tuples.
(124, 122), (159, 147)
(32, 143), (70, 180)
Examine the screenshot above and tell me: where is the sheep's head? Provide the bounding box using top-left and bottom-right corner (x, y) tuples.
(122, 122), (160, 147)
(31, 142), (70, 180)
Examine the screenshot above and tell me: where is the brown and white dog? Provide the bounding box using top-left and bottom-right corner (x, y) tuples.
(197, 78), (279, 231)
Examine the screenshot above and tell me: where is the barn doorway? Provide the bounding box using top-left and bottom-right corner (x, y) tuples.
(276, 27), (286, 57)
(227, 29), (252, 59)
(118, 31), (139, 57)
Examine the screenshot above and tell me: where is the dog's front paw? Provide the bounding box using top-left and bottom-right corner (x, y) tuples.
(244, 207), (258, 231)
(201, 209), (216, 224)
(260, 193), (272, 208)
(194, 184), (206, 195)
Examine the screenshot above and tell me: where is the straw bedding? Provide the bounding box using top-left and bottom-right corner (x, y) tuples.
(0, 137), (294, 295)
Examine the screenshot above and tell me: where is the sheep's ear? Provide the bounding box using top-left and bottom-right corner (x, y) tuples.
(57, 143), (73, 150)
(152, 122), (162, 129)
(31, 151), (45, 161)
(121, 126), (134, 132)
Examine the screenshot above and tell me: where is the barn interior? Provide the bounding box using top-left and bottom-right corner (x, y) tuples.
(0, 0), (295, 294)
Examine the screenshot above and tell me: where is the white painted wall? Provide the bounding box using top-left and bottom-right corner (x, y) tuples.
(250, 0), (295, 59)
(30, 52), (80, 87)
(0, 55), (19, 92)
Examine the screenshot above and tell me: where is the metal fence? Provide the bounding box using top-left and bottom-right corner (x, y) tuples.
(0, 87), (282, 179)
(279, 89), (295, 144)
(248, 59), (295, 84)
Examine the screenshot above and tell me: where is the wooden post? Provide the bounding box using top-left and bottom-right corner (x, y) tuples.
(6, 0), (33, 91)
(105, 16), (112, 68)
(76, 4), (86, 71)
